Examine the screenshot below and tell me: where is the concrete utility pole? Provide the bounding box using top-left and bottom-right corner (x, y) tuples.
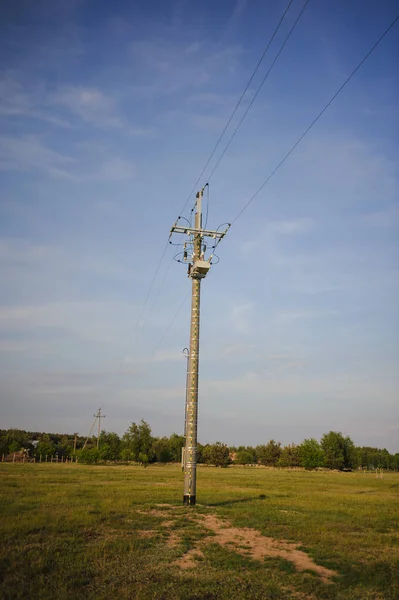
(182, 347), (190, 471)
(170, 186), (229, 505)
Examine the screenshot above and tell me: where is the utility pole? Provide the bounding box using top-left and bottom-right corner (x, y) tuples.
(182, 347), (190, 472)
(95, 408), (106, 449)
(82, 409), (106, 451)
(170, 186), (229, 505)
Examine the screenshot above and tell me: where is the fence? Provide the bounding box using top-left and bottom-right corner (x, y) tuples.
(1, 453), (79, 464)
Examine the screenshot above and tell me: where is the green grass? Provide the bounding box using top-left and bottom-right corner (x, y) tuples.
(0, 463), (398, 599)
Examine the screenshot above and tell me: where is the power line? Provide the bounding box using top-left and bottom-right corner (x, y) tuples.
(146, 254), (175, 315)
(151, 291), (190, 359)
(119, 213), (192, 371)
(231, 11), (399, 225)
(124, 1), (299, 359)
(207, 0), (310, 183)
(176, 0), (295, 218)
(119, 239), (170, 369)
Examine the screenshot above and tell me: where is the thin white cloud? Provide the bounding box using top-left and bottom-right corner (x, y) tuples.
(50, 86), (124, 129)
(0, 301), (138, 347)
(0, 237), (139, 313)
(151, 349), (184, 363)
(98, 157), (136, 181)
(359, 204), (399, 228)
(224, 0), (248, 39)
(0, 77), (152, 136)
(129, 37), (243, 96)
(222, 342), (257, 357)
(0, 135), (75, 179)
(270, 218), (314, 234)
(240, 217), (315, 257)
(275, 309), (339, 324)
(202, 369), (397, 404)
(0, 78), (71, 128)
(185, 42), (201, 54)
(230, 302), (254, 334)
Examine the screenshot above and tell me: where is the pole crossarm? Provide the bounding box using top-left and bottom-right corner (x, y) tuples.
(169, 225), (229, 238)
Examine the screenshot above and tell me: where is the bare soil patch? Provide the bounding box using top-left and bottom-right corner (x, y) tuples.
(198, 514), (336, 583)
(136, 507), (337, 583)
(166, 531), (180, 548)
(173, 548), (204, 569)
(136, 508), (170, 518)
(160, 520), (175, 528)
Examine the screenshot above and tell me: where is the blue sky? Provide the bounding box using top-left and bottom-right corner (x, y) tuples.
(0, 0), (398, 452)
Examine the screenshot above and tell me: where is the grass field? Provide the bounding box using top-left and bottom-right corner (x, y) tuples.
(0, 464), (398, 599)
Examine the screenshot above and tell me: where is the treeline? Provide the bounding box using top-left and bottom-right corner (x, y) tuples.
(1, 423), (398, 470)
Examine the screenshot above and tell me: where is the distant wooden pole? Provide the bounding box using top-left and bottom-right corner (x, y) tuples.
(95, 408), (106, 449)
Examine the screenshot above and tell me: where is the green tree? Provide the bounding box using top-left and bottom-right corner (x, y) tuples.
(234, 449), (254, 465)
(122, 420), (154, 463)
(205, 442), (231, 467)
(56, 435), (73, 458)
(5, 429), (32, 454)
(321, 431), (355, 470)
(277, 444), (301, 467)
(256, 440), (282, 466)
(152, 437), (172, 463)
(300, 439), (325, 469)
(78, 447), (100, 464)
(138, 452), (149, 467)
(35, 434), (56, 458)
(0, 431), (9, 455)
(120, 448), (133, 463)
(167, 433), (185, 462)
(98, 431), (121, 461)
(8, 440), (21, 454)
(196, 442), (204, 464)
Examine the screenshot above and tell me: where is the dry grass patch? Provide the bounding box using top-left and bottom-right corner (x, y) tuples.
(137, 530), (157, 539)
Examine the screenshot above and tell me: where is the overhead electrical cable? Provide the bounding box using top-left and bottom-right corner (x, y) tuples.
(150, 292), (191, 359)
(123, 0), (298, 361)
(207, 0), (310, 183)
(231, 11), (399, 225)
(145, 254), (175, 317)
(118, 239), (170, 370)
(176, 0), (296, 218)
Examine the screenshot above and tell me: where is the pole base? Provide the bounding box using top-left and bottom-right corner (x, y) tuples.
(183, 495), (196, 506)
